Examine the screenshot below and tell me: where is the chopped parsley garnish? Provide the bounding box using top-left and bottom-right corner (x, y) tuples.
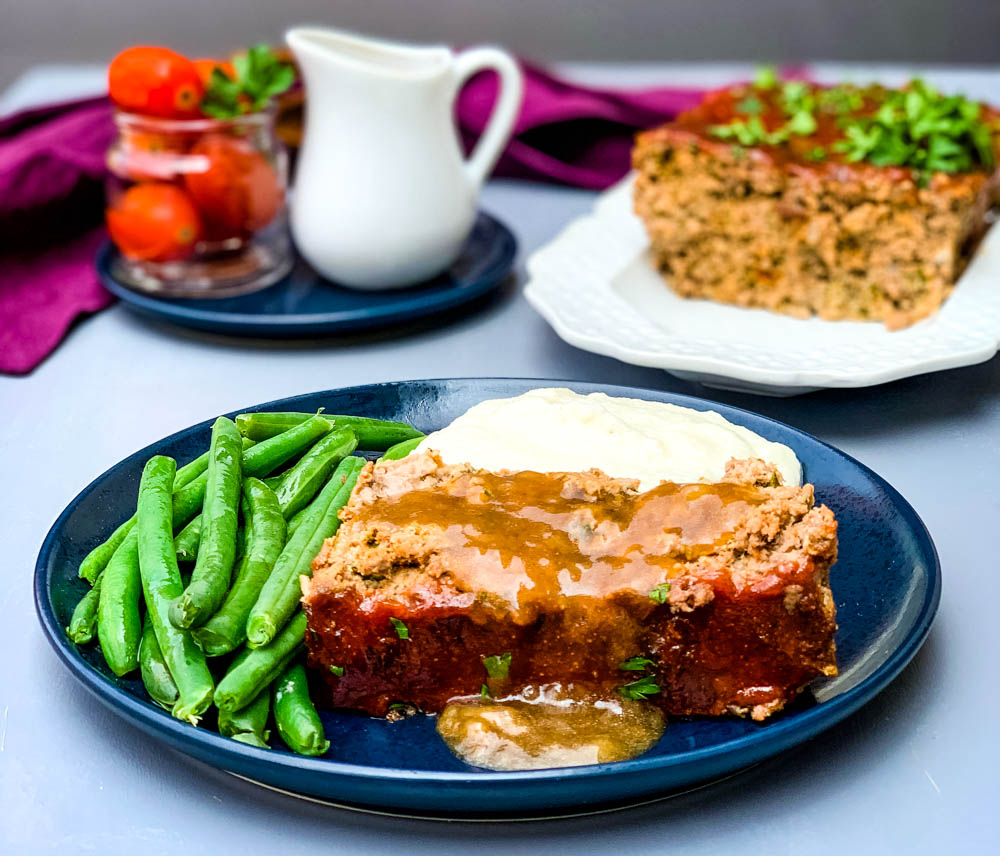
(329, 665), (344, 677)
(649, 583), (671, 604)
(754, 65), (778, 90)
(480, 684), (493, 699)
(390, 617), (410, 640)
(832, 79), (994, 177)
(619, 656), (657, 671)
(483, 652), (512, 680)
(712, 71), (994, 179)
(619, 675), (661, 701)
(819, 85), (864, 114)
(710, 117), (774, 146)
(780, 81), (813, 114)
(786, 109), (818, 136)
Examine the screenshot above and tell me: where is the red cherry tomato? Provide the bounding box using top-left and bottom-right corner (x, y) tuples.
(184, 134), (282, 238)
(108, 47), (204, 118)
(122, 129), (182, 153)
(110, 127), (191, 181)
(192, 58), (237, 88)
(106, 183), (203, 262)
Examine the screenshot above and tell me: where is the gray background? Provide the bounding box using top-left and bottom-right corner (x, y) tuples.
(3, 0), (1000, 91)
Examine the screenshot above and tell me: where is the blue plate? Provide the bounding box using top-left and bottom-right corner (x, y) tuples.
(96, 213), (516, 336)
(35, 379), (940, 820)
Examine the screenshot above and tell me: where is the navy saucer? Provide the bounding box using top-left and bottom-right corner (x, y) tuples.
(96, 213), (516, 336)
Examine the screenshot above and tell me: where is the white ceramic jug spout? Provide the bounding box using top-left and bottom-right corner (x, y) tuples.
(286, 27), (523, 290)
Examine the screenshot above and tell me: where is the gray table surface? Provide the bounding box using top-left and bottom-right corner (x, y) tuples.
(2, 64), (998, 854)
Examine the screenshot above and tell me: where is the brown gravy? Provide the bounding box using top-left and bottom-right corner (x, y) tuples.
(437, 683), (665, 771)
(371, 470), (766, 615)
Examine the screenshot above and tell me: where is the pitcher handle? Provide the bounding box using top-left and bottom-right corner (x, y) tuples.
(453, 46), (524, 188)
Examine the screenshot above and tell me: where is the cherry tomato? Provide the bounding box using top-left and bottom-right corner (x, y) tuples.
(108, 47), (204, 118)
(192, 58), (237, 88)
(120, 128), (189, 157)
(184, 134), (282, 238)
(106, 183), (203, 262)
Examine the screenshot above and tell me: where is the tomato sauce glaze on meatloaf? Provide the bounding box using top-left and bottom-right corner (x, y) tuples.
(302, 452), (838, 722)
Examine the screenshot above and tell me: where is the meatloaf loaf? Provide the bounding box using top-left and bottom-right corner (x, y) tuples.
(633, 79), (1000, 329)
(302, 452), (838, 722)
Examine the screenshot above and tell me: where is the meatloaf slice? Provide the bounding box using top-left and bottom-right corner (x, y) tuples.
(302, 452), (838, 722)
(633, 81), (1000, 329)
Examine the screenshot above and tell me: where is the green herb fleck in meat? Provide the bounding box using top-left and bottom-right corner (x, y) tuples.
(483, 652), (512, 680)
(619, 656), (657, 672)
(649, 583), (671, 604)
(619, 675), (661, 701)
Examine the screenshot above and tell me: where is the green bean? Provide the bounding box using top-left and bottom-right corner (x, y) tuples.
(379, 436), (423, 462)
(193, 479), (286, 656)
(246, 457), (364, 647)
(234, 525), (246, 565)
(174, 438), (254, 528)
(67, 577), (102, 644)
(170, 472), (208, 527)
(223, 697), (271, 748)
(136, 455), (214, 724)
(236, 411), (422, 451)
(77, 446), (221, 583)
(171, 418), (243, 629)
(77, 518), (133, 585)
(214, 611), (307, 712)
(241, 414), (333, 477)
(139, 614), (178, 710)
(285, 506), (307, 539)
(177, 509), (248, 566)
(173, 449), (212, 489)
(174, 420), (320, 562)
(174, 516), (201, 562)
(272, 427), (358, 519)
(217, 651), (271, 748)
(273, 660), (329, 756)
(97, 530), (141, 676)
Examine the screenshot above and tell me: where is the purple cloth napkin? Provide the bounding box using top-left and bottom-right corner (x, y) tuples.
(0, 64), (710, 375)
(0, 96), (115, 374)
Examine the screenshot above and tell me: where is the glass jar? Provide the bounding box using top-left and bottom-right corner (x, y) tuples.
(105, 110), (292, 297)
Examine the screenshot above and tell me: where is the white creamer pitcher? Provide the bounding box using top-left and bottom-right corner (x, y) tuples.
(286, 27), (523, 289)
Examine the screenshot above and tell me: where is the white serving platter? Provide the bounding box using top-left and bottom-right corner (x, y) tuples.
(525, 175), (1000, 396)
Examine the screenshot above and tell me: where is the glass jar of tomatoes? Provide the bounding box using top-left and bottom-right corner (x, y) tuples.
(105, 109), (291, 297)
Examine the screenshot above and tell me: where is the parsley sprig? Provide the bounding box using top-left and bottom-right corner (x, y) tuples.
(201, 44), (296, 118)
(619, 674), (661, 701)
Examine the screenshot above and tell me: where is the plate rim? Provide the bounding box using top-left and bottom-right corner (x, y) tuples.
(97, 212), (517, 333)
(34, 378), (942, 791)
(523, 176), (1000, 391)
